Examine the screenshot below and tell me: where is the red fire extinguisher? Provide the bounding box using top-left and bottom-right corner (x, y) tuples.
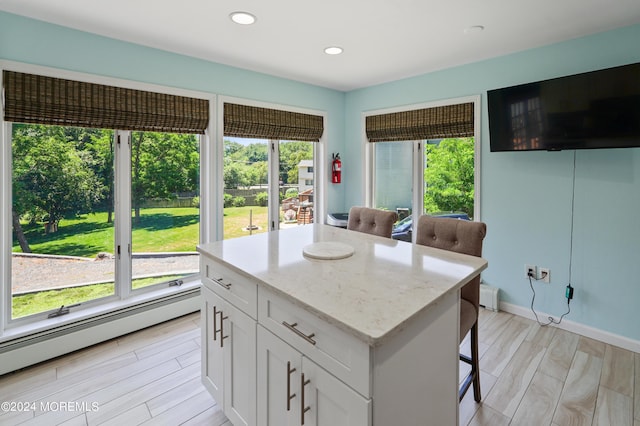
(332, 153), (342, 184)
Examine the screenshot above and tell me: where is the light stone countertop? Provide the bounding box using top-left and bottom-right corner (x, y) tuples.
(197, 224), (488, 346)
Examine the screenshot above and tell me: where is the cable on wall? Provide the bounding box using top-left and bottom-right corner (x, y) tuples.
(528, 273), (571, 326)
(528, 150), (576, 326)
(568, 150), (576, 286)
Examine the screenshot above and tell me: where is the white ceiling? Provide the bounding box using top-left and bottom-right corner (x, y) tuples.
(1, 0), (640, 91)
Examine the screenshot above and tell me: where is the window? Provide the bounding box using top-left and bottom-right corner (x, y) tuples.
(11, 125), (117, 319)
(373, 141), (413, 213)
(222, 138), (317, 238)
(9, 126), (201, 319)
(223, 137), (270, 239)
(220, 100), (325, 238)
(2, 68), (210, 328)
(280, 140), (315, 227)
(128, 130), (200, 291)
(365, 97), (480, 241)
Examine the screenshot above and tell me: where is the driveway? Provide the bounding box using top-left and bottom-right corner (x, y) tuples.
(11, 253), (200, 295)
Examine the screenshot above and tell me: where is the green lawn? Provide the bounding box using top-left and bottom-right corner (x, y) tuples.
(12, 275), (181, 319)
(223, 206), (268, 239)
(13, 207), (200, 257)
(12, 206), (268, 318)
(13, 206), (271, 256)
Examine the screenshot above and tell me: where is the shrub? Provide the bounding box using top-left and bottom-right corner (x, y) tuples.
(224, 193), (233, 208)
(232, 196), (246, 207)
(191, 196), (200, 208)
(255, 192), (268, 207)
(285, 188), (299, 199)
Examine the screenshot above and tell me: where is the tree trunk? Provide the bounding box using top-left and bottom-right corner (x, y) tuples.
(106, 182), (114, 224)
(12, 211), (31, 253)
(132, 132), (144, 225)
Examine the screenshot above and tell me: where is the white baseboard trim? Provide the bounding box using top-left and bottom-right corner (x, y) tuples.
(0, 292), (200, 375)
(499, 301), (640, 354)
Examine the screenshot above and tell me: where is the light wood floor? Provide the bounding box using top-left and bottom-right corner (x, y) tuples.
(1, 308), (638, 425)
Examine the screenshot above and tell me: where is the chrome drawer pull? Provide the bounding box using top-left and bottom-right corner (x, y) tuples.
(213, 277), (232, 290)
(205, 265), (232, 289)
(282, 321), (317, 346)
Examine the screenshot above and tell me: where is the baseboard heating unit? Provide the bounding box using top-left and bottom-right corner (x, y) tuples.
(0, 288), (200, 375)
(479, 283), (499, 312)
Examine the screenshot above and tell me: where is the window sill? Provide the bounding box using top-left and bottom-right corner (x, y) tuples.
(0, 280), (202, 345)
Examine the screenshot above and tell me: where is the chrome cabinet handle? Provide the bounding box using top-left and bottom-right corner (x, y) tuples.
(213, 277), (232, 290)
(206, 265), (232, 290)
(301, 372), (311, 425)
(213, 306), (220, 341)
(282, 321), (316, 346)
(219, 311), (229, 348)
(286, 361), (296, 411)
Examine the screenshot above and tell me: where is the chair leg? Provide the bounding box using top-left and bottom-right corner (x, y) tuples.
(470, 322), (481, 402)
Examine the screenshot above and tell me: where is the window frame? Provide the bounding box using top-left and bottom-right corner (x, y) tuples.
(363, 95), (482, 242)
(216, 96), (327, 238)
(0, 60), (216, 338)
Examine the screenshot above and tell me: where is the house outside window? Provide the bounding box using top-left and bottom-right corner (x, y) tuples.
(298, 159), (314, 193)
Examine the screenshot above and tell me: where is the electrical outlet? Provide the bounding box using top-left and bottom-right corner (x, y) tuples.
(525, 264), (536, 279)
(539, 267), (550, 283)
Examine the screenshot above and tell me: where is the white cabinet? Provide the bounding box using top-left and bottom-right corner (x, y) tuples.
(202, 285), (256, 426)
(256, 324), (301, 426)
(202, 285), (224, 406)
(200, 245), (462, 426)
(257, 326), (370, 426)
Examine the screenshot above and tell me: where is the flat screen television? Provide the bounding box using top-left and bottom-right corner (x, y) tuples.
(488, 62), (640, 152)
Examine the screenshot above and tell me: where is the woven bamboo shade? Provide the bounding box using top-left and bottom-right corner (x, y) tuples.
(3, 71), (209, 134)
(224, 102), (323, 142)
(366, 102), (474, 142)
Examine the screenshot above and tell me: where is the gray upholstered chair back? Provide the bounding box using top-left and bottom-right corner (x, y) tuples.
(347, 207), (398, 238)
(415, 215), (486, 314)
(416, 214), (486, 403)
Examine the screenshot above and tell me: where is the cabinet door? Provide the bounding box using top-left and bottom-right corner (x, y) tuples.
(223, 300), (257, 426)
(201, 286), (224, 406)
(257, 326), (301, 426)
(301, 358), (371, 426)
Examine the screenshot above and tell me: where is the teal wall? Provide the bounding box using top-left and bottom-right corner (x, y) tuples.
(345, 24), (640, 341)
(2, 10), (640, 342)
(0, 11), (347, 211)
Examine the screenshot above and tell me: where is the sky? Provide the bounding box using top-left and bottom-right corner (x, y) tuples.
(225, 136), (267, 146)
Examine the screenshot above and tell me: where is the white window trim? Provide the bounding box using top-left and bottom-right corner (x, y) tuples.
(0, 60), (216, 339)
(362, 95), (482, 240)
(216, 95), (327, 239)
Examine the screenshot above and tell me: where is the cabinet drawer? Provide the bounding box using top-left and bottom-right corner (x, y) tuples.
(258, 287), (370, 397)
(201, 255), (258, 319)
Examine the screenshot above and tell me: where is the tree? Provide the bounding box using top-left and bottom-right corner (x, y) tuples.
(249, 161), (268, 186)
(244, 143), (268, 163)
(131, 131), (199, 222)
(223, 162), (248, 189)
(12, 131), (103, 235)
(85, 131), (115, 223)
(279, 142), (313, 184)
(423, 138), (474, 217)
(224, 139), (244, 157)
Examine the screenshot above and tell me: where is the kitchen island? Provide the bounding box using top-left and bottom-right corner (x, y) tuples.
(198, 224), (487, 426)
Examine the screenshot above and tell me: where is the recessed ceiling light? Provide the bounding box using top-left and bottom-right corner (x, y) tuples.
(464, 25), (485, 35)
(324, 46), (343, 55)
(230, 11), (256, 25)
